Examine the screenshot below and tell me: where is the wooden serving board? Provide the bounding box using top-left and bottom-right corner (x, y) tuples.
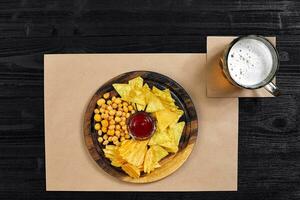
(83, 71), (198, 183)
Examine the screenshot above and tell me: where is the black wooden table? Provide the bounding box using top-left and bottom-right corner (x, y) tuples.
(0, 1), (299, 199)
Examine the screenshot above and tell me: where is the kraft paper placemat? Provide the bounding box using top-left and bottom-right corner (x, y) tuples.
(44, 53), (238, 191)
(206, 36), (276, 98)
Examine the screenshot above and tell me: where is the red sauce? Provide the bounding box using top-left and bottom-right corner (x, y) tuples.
(128, 111), (155, 140)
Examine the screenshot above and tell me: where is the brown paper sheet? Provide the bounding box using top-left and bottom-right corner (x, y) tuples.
(44, 54), (238, 191)
(206, 36), (276, 97)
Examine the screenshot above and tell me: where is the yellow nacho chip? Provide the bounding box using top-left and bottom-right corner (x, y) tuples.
(128, 76), (143, 88)
(152, 86), (174, 103)
(127, 88), (146, 105)
(103, 145), (126, 167)
(143, 147), (155, 174)
(148, 129), (169, 146)
(148, 129), (178, 153)
(152, 145), (169, 161)
(112, 83), (131, 100)
(119, 139), (148, 166)
(155, 109), (181, 131)
(113, 77), (146, 105)
(145, 93), (165, 113)
(143, 145), (169, 174)
(143, 83), (150, 90)
(168, 121), (185, 146)
(122, 163), (140, 178)
(136, 104), (146, 111)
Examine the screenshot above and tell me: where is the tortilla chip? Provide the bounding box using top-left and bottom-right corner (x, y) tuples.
(103, 145), (126, 167)
(136, 104), (146, 111)
(143, 83), (150, 90)
(145, 93), (165, 113)
(122, 163), (140, 178)
(128, 76), (143, 88)
(143, 147), (155, 174)
(127, 88), (146, 105)
(152, 145), (169, 162)
(152, 86), (174, 103)
(168, 122), (185, 146)
(112, 84), (131, 100)
(143, 145), (169, 174)
(148, 129), (178, 153)
(119, 140), (148, 166)
(155, 109), (181, 131)
(149, 129), (169, 145)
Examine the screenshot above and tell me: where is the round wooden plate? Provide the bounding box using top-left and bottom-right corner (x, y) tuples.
(83, 71), (198, 183)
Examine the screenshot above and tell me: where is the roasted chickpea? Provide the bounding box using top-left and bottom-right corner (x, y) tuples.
(115, 124), (121, 130)
(108, 115), (114, 120)
(101, 104), (107, 109)
(94, 114), (101, 122)
(109, 110), (116, 116)
(115, 98), (122, 104)
(112, 103), (118, 109)
(94, 109), (100, 114)
(103, 140), (109, 145)
(98, 130), (102, 136)
(121, 116), (126, 122)
(101, 113), (108, 119)
(101, 127), (107, 133)
(128, 105), (133, 111)
(107, 129), (114, 136)
(108, 124), (115, 130)
(125, 134), (130, 139)
(103, 134), (108, 140)
(120, 121), (126, 126)
(116, 111), (122, 117)
(112, 136), (118, 142)
(109, 119), (115, 125)
(123, 102), (128, 107)
(115, 130), (121, 137)
(107, 100), (112, 105)
(115, 116), (121, 123)
(94, 123), (101, 130)
(97, 98), (105, 106)
(101, 119), (109, 127)
(103, 92), (110, 99)
(99, 108), (105, 113)
(123, 106), (128, 113)
(98, 137), (103, 143)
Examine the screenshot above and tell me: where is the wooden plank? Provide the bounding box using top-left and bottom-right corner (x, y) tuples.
(0, 0), (299, 199)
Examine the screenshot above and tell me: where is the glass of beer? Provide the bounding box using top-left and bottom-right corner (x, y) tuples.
(221, 35), (280, 96)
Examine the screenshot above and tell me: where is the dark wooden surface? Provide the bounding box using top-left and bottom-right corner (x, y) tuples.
(0, 0), (299, 199)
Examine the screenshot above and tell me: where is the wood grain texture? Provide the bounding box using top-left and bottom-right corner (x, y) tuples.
(83, 71), (198, 183)
(0, 0), (299, 199)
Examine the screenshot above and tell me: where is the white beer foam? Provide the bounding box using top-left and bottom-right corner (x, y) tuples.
(227, 38), (273, 87)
